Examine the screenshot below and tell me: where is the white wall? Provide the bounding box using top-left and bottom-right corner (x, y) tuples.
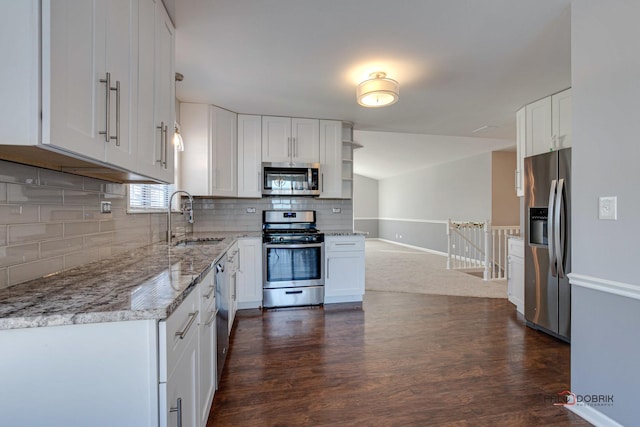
(353, 174), (378, 237)
(377, 152), (492, 252)
(380, 152), (492, 221)
(570, 1), (640, 425)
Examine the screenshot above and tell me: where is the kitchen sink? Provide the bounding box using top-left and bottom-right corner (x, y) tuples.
(175, 237), (226, 247)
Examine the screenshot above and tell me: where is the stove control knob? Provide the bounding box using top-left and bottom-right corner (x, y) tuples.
(279, 237), (284, 242)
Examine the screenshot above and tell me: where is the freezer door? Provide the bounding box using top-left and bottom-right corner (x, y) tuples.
(557, 148), (571, 340)
(524, 151), (559, 333)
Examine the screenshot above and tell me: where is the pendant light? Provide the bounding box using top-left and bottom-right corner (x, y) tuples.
(356, 72), (399, 107)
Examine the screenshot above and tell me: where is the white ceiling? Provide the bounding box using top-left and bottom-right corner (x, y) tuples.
(171, 0), (571, 179)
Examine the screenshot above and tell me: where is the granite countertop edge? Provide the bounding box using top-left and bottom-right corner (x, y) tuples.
(322, 230), (368, 236)
(0, 231), (262, 331)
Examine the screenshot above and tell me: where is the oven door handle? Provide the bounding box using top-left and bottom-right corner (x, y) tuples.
(264, 242), (324, 249)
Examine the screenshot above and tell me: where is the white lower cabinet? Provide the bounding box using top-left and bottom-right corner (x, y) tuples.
(161, 280), (200, 427)
(198, 271), (217, 427)
(237, 238), (263, 309)
(324, 235), (365, 304)
(0, 246), (244, 427)
(226, 242), (239, 334)
(0, 320), (161, 427)
(507, 237), (524, 315)
(166, 330), (198, 427)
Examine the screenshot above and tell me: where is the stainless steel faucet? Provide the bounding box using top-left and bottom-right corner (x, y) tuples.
(167, 190), (194, 245)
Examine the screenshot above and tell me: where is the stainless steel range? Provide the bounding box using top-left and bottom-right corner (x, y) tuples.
(262, 210), (324, 308)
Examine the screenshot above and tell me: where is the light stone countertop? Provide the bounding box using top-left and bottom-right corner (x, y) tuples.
(0, 231), (261, 331)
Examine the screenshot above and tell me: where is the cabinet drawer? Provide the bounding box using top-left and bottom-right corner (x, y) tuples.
(326, 236), (365, 252)
(163, 287), (200, 380)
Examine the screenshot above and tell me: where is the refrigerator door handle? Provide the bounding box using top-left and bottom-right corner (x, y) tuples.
(547, 179), (557, 277)
(555, 178), (565, 278)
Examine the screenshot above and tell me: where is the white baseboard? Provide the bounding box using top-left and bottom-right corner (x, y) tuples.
(567, 404), (624, 427)
(376, 239), (448, 257)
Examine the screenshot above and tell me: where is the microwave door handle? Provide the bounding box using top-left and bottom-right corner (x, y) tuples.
(555, 179), (565, 278)
(547, 179), (557, 277)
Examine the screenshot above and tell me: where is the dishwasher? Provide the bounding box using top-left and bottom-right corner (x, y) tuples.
(214, 257), (228, 387)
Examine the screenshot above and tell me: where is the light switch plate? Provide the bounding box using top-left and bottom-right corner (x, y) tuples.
(246, 207), (256, 213)
(598, 196), (617, 220)
(332, 208), (341, 213)
(100, 201), (112, 214)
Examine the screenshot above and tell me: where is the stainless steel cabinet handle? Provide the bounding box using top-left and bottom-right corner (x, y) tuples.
(169, 397), (182, 427)
(287, 137), (291, 157)
(293, 137), (297, 158)
(203, 286), (214, 299)
(156, 121), (164, 164)
(555, 178), (565, 278)
(111, 80), (120, 146)
(232, 273), (237, 300)
(205, 309), (217, 327)
(175, 311), (198, 339)
(163, 124), (168, 167)
(547, 179), (557, 277)
(335, 242), (356, 246)
(99, 72), (111, 142)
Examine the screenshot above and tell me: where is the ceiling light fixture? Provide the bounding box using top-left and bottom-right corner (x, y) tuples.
(356, 72), (399, 108)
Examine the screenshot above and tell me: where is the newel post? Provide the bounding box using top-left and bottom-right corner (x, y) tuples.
(446, 219), (452, 270)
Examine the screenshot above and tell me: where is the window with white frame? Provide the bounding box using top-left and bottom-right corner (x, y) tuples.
(128, 183), (175, 212)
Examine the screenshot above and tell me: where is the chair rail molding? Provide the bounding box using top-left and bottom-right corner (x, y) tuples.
(568, 273), (640, 301)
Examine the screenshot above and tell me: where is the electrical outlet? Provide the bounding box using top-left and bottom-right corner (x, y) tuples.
(246, 207), (256, 213)
(100, 201), (111, 214)
(332, 208), (341, 213)
(598, 196), (617, 220)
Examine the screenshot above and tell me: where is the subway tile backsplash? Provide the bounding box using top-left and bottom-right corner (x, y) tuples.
(191, 197), (353, 232)
(0, 160), (353, 289)
(0, 160), (171, 289)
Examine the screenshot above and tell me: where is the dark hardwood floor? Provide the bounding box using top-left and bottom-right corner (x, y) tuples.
(207, 291), (591, 426)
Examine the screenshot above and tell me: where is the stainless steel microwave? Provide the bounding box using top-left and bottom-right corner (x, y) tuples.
(262, 162), (320, 196)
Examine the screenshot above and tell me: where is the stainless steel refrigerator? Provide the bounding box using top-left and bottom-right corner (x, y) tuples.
(524, 148), (571, 342)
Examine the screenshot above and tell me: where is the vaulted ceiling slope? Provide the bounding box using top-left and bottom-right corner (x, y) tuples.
(173, 0), (571, 140)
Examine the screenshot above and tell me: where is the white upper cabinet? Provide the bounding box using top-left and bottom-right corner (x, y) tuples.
(180, 103), (237, 197)
(526, 96), (552, 157)
(515, 88), (572, 195)
(319, 120), (343, 198)
(552, 88), (572, 150)
(237, 115), (262, 198)
(136, 0), (175, 183)
(1, 0), (177, 183)
(525, 88), (572, 158)
(262, 116), (319, 164)
(45, 0), (137, 169)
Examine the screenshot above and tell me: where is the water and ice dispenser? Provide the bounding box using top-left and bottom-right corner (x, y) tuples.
(529, 207), (548, 246)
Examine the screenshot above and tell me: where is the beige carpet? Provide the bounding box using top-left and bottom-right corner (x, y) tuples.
(365, 240), (507, 298)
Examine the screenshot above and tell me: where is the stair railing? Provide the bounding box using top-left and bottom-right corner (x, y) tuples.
(447, 219), (520, 280)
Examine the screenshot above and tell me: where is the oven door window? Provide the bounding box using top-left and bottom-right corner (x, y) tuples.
(265, 246), (322, 283)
